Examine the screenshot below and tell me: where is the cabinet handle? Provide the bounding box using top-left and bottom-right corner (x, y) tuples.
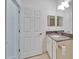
(58, 45), (66, 48)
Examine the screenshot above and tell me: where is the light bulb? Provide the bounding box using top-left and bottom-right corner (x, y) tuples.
(64, 1), (70, 8)
(57, 5), (65, 10)
(57, 0), (72, 10)
(61, 1), (70, 8)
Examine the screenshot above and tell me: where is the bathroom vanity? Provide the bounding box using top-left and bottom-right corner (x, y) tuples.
(46, 33), (73, 59)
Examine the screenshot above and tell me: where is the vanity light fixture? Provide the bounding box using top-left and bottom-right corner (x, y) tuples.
(57, 4), (65, 10)
(62, 1), (69, 8)
(57, 0), (72, 10)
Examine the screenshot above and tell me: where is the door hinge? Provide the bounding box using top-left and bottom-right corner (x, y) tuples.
(18, 10), (20, 14)
(19, 29), (20, 32)
(18, 49), (20, 52)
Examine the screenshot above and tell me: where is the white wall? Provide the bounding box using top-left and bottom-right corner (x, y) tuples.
(6, 0), (19, 59)
(21, 0), (72, 34)
(63, 2), (73, 34)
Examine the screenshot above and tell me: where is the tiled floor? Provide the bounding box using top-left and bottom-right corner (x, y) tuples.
(25, 52), (50, 59)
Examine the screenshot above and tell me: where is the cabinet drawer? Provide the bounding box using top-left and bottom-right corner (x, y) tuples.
(57, 40), (73, 47)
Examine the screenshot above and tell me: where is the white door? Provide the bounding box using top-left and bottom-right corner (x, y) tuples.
(20, 7), (44, 59)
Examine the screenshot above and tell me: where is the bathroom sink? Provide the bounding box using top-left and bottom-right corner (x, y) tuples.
(51, 35), (61, 37)
(49, 34), (71, 41)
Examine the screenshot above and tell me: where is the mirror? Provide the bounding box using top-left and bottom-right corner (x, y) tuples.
(47, 16), (55, 26)
(57, 16), (63, 26)
(47, 15), (63, 27)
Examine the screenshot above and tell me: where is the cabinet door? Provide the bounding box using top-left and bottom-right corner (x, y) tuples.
(47, 36), (53, 59)
(57, 16), (63, 26)
(47, 16), (55, 26)
(56, 40), (73, 59)
(47, 16), (63, 27)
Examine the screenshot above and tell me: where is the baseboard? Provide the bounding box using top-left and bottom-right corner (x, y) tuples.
(45, 51), (51, 59)
(24, 51), (50, 59)
(6, 56), (18, 59)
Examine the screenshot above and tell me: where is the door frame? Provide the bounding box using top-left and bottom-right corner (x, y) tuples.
(6, 0), (20, 59)
(9, 0), (20, 59)
(12, 0), (21, 59)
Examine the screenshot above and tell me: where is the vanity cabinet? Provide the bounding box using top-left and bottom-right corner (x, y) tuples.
(47, 16), (55, 26)
(46, 35), (73, 59)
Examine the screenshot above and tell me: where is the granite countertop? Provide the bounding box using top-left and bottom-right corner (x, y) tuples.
(46, 31), (73, 38)
(46, 31), (73, 42)
(47, 34), (72, 42)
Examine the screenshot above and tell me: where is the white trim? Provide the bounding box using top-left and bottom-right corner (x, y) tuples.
(12, 0), (20, 9)
(7, 56), (18, 59)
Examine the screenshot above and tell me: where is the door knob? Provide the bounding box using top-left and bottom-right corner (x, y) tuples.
(40, 33), (42, 35)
